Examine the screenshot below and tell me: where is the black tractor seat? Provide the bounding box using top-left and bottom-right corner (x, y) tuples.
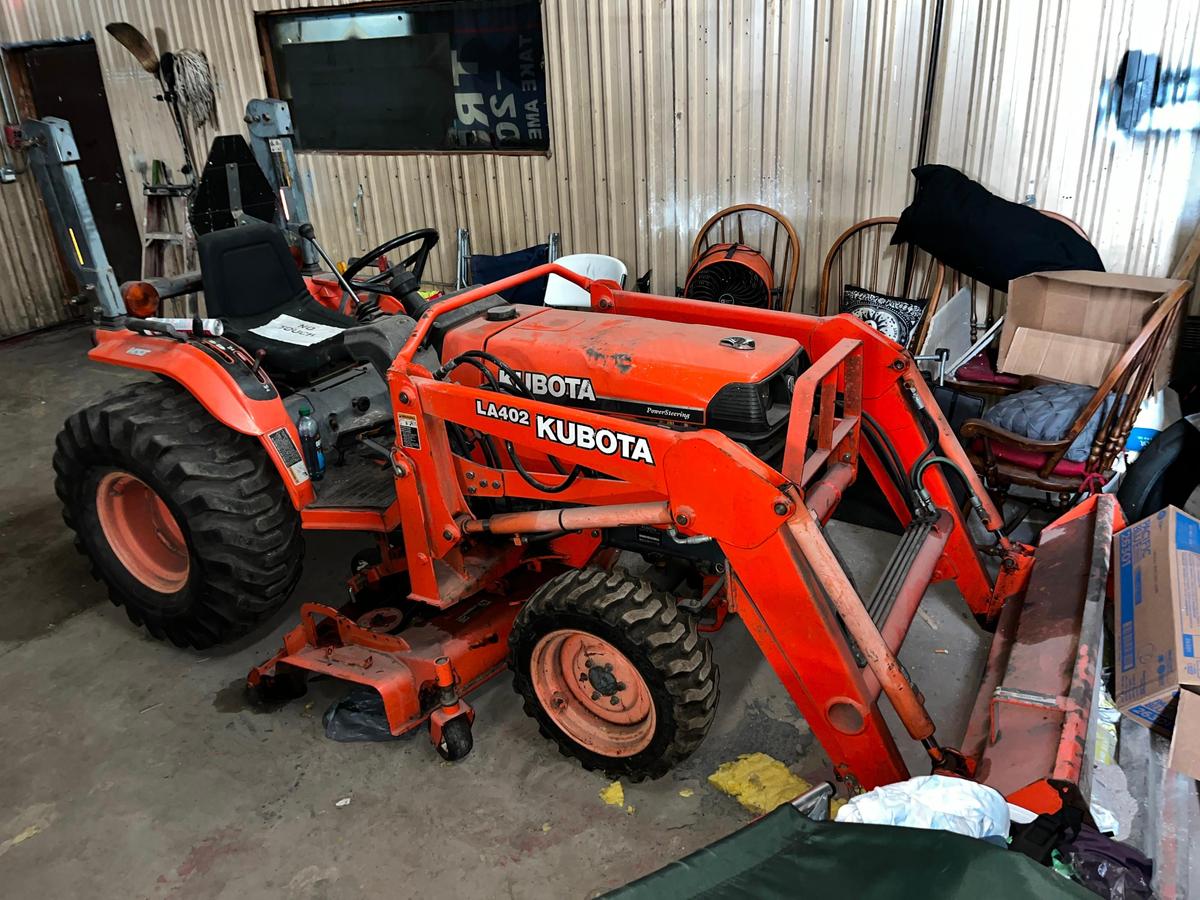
(198, 222), (356, 381)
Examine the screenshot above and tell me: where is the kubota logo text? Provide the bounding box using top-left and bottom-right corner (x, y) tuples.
(536, 414), (654, 465)
(497, 369), (596, 401)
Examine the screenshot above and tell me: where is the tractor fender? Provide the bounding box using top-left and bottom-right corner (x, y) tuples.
(89, 328), (315, 509)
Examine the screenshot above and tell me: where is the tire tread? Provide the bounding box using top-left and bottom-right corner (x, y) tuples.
(508, 567), (718, 781)
(52, 380), (304, 648)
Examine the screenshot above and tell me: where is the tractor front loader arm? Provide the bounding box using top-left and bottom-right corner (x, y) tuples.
(386, 268), (1111, 798)
(579, 285), (1117, 801)
(392, 312), (980, 788)
(595, 284), (1011, 622)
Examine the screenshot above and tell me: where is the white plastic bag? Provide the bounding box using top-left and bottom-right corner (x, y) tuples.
(835, 774), (1010, 842)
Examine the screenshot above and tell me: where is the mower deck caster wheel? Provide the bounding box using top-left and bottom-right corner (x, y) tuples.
(435, 716), (473, 762)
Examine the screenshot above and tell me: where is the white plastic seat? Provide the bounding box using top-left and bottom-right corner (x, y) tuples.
(544, 253), (628, 308)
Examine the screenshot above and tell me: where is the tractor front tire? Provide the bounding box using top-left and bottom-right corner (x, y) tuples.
(53, 380), (304, 649)
(509, 567), (718, 781)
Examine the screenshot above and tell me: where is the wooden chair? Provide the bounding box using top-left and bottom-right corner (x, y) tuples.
(817, 217), (945, 350)
(960, 280), (1190, 500)
(690, 204), (800, 311)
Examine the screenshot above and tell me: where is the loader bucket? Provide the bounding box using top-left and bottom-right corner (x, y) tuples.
(962, 493), (1125, 808)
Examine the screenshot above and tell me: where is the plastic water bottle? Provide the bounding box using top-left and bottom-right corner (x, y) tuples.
(297, 406), (325, 481)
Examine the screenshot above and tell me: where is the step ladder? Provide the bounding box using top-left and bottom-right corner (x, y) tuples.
(141, 159), (195, 315)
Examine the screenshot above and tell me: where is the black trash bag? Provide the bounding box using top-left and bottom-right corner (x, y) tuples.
(1062, 827), (1153, 900)
(323, 685), (402, 742)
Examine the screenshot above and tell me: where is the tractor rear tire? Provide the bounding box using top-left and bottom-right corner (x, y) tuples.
(53, 380), (304, 649)
(508, 567), (718, 781)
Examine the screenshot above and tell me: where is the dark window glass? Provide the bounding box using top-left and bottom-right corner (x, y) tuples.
(260, 1), (548, 153)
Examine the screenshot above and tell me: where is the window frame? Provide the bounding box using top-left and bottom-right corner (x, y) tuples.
(253, 0), (551, 158)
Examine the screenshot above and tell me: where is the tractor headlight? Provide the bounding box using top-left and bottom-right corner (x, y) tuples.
(708, 381), (769, 430)
(120, 280), (160, 318)
(707, 351), (807, 433)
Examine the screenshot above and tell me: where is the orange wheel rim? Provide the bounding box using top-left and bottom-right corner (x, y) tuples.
(530, 629), (655, 757)
(95, 471), (189, 593)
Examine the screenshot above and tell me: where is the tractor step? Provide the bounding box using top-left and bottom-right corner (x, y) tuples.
(852, 511), (953, 666)
(308, 460), (397, 509)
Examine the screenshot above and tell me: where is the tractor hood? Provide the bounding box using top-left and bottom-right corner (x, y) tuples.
(441, 305), (804, 428)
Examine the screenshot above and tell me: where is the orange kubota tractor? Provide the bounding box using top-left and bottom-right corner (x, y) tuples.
(55, 221), (1121, 807)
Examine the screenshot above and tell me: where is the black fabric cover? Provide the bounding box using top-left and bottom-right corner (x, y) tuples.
(604, 803), (1091, 900)
(1062, 826), (1154, 899)
(892, 165), (1104, 291)
(197, 223), (356, 379)
(190, 135), (277, 235)
(470, 243), (550, 305)
(933, 384), (987, 435)
(839, 285), (928, 349)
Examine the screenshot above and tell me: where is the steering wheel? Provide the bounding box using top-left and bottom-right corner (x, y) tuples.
(343, 228), (439, 288)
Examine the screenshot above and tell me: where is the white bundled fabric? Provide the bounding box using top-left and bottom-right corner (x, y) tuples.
(835, 774), (1010, 843)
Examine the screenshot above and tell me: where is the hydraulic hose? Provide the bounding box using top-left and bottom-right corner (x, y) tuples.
(433, 351), (585, 493)
(861, 410), (915, 508)
(912, 454), (1004, 544)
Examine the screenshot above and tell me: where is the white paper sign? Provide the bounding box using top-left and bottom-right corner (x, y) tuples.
(249, 314), (345, 346)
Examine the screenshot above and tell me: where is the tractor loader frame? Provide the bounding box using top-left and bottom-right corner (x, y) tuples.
(94, 264), (1118, 802)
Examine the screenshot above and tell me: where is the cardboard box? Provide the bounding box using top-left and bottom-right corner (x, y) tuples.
(1002, 327), (1124, 388)
(1167, 690), (1200, 781)
(998, 270), (1186, 388)
(1113, 506), (1200, 779)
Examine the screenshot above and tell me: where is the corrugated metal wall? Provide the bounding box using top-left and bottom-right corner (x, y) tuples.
(0, 0), (1197, 339)
(931, 0), (1200, 279)
(0, 148), (68, 335)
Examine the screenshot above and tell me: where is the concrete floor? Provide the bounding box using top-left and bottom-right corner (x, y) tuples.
(0, 324), (989, 899)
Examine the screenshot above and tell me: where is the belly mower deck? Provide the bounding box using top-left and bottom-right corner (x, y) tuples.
(248, 562), (562, 759)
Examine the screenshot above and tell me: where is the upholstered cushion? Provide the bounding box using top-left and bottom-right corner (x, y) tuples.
(198, 223), (356, 380)
(986, 442), (1088, 477)
(839, 285), (928, 349)
(954, 351), (1020, 386)
(982, 382), (1115, 463)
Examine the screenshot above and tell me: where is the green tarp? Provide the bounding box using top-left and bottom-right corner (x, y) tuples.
(604, 804), (1092, 900)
